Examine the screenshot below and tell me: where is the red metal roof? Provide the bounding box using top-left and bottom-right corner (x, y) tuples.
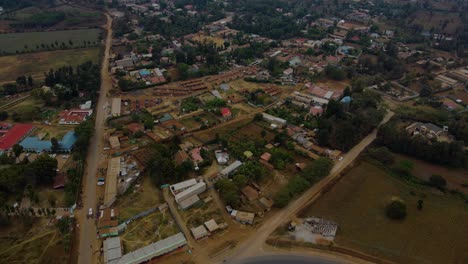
(220, 108), (232, 117)
(0, 124), (34, 150)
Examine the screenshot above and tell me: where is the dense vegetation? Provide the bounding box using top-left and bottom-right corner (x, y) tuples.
(317, 90), (385, 151)
(377, 121), (465, 168)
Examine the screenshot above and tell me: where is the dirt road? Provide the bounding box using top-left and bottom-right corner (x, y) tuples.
(77, 13), (113, 264)
(218, 110), (395, 264)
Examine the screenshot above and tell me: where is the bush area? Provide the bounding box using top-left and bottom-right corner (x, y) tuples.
(274, 157), (333, 208)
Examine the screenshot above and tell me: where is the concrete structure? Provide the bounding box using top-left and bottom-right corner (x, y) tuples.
(447, 67), (468, 83)
(111, 98), (121, 117)
(109, 136), (120, 149)
(306, 84), (343, 104)
(215, 150), (229, 164)
(104, 157), (121, 207)
(406, 122), (449, 142)
(191, 225), (208, 240)
(103, 237), (122, 264)
(175, 181), (206, 203)
(170, 178), (198, 196)
(262, 113), (287, 126)
(218, 160), (242, 178)
(204, 219), (219, 232)
(117, 233), (187, 264)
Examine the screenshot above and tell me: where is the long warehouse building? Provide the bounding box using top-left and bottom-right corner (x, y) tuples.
(117, 232), (187, 264)
(175, 181), (206, 203)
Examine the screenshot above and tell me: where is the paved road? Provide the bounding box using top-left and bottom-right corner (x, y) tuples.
(218, 110), (394, 264)
(77, 13), (113, 264)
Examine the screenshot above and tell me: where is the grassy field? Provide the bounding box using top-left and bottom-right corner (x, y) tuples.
(300, 162), (468, 264)
(0, 28), (102, 54)
(0, 47), (100, 82)
(191, 34), (225, 48)
(0, 218), (68, 264)
(114, 175), (161, 220)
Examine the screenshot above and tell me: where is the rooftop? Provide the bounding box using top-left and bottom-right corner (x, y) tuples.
(0, 124), (34, 150)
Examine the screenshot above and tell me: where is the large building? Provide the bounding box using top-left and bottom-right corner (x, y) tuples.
(0, 123), (34, 151)
(116, 233), (187, 264)
(58, 109), (93, 125)
(20, 131), (77, 153)
(218, 160), (242, 178)
(103, 237), (122, 264)
(174, 181), (206, 204)
(111, 98), (122, 117)
(104, 157), (121, 208)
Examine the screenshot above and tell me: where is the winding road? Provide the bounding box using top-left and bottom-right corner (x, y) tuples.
(77, 13), (113, 264)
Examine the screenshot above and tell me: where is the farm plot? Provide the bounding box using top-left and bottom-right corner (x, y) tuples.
(0, 47), (100, 82)
(0, 28), (102, 54)
(300, 162), (468, 264)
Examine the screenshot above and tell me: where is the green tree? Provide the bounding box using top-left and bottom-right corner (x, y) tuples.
(12, 144), (23, 157)
(51, 137), (60, 153)
(386, 198), (407, 220)
(29, 154), (58, 185)
(429, 175), (446, 189)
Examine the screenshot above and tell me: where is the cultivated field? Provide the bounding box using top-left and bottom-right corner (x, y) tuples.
(0, 28), (102, 54)
(0, 47), (100, 82)
(191, 34), (225, 48)
(300, 162), (468, 264)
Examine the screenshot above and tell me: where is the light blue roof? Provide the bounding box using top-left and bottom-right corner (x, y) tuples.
(139, 69), (151, 76)
(20, 131), (77, 153)
(340, 96), (352, 103)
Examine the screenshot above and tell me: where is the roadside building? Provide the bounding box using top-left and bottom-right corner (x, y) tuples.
(58, 109), (93, 125)
(109, 136), (120, 149)
(259, 197), (274, 211)
(53, 173), (67, 189)
(111, 98), (122, 117)
(232, 210), (255, 225)
(191, 225), (209, 240)
(104, 157), (121, 208)
(103, 237), (122, 264)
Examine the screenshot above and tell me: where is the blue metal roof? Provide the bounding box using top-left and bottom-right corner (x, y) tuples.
(20, 131), (77, 153)
(340, 96), (352, 103)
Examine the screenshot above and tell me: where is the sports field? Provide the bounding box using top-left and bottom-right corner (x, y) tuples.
(0, 47), (100, 82)
(300, 162), (468, 264)
(0, 28), (102, 54)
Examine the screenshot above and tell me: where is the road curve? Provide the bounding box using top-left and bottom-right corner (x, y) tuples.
(219, 110), (394, 264)
(77, 13), (113, 264)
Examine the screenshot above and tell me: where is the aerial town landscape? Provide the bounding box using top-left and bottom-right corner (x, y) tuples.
(0, 0), (467, 264)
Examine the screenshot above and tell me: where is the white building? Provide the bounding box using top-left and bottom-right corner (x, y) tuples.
(175, 181), (206, 204)
(170, 178), (198, 196)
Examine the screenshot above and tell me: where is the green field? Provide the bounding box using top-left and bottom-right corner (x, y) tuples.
(0, 28), (102, 54)
(300, 162), (468, 264)
(0, 47), (100, 81)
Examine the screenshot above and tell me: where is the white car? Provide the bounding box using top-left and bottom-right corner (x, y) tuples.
(88, 208), (93, 216)
(97, 181), (105, 186)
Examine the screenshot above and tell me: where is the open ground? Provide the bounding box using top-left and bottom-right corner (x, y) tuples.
(299, 161), (468, 264)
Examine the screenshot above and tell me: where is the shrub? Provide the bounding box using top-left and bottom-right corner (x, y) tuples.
(386, 198), (407, 220)
(429, 175), (446, 189)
